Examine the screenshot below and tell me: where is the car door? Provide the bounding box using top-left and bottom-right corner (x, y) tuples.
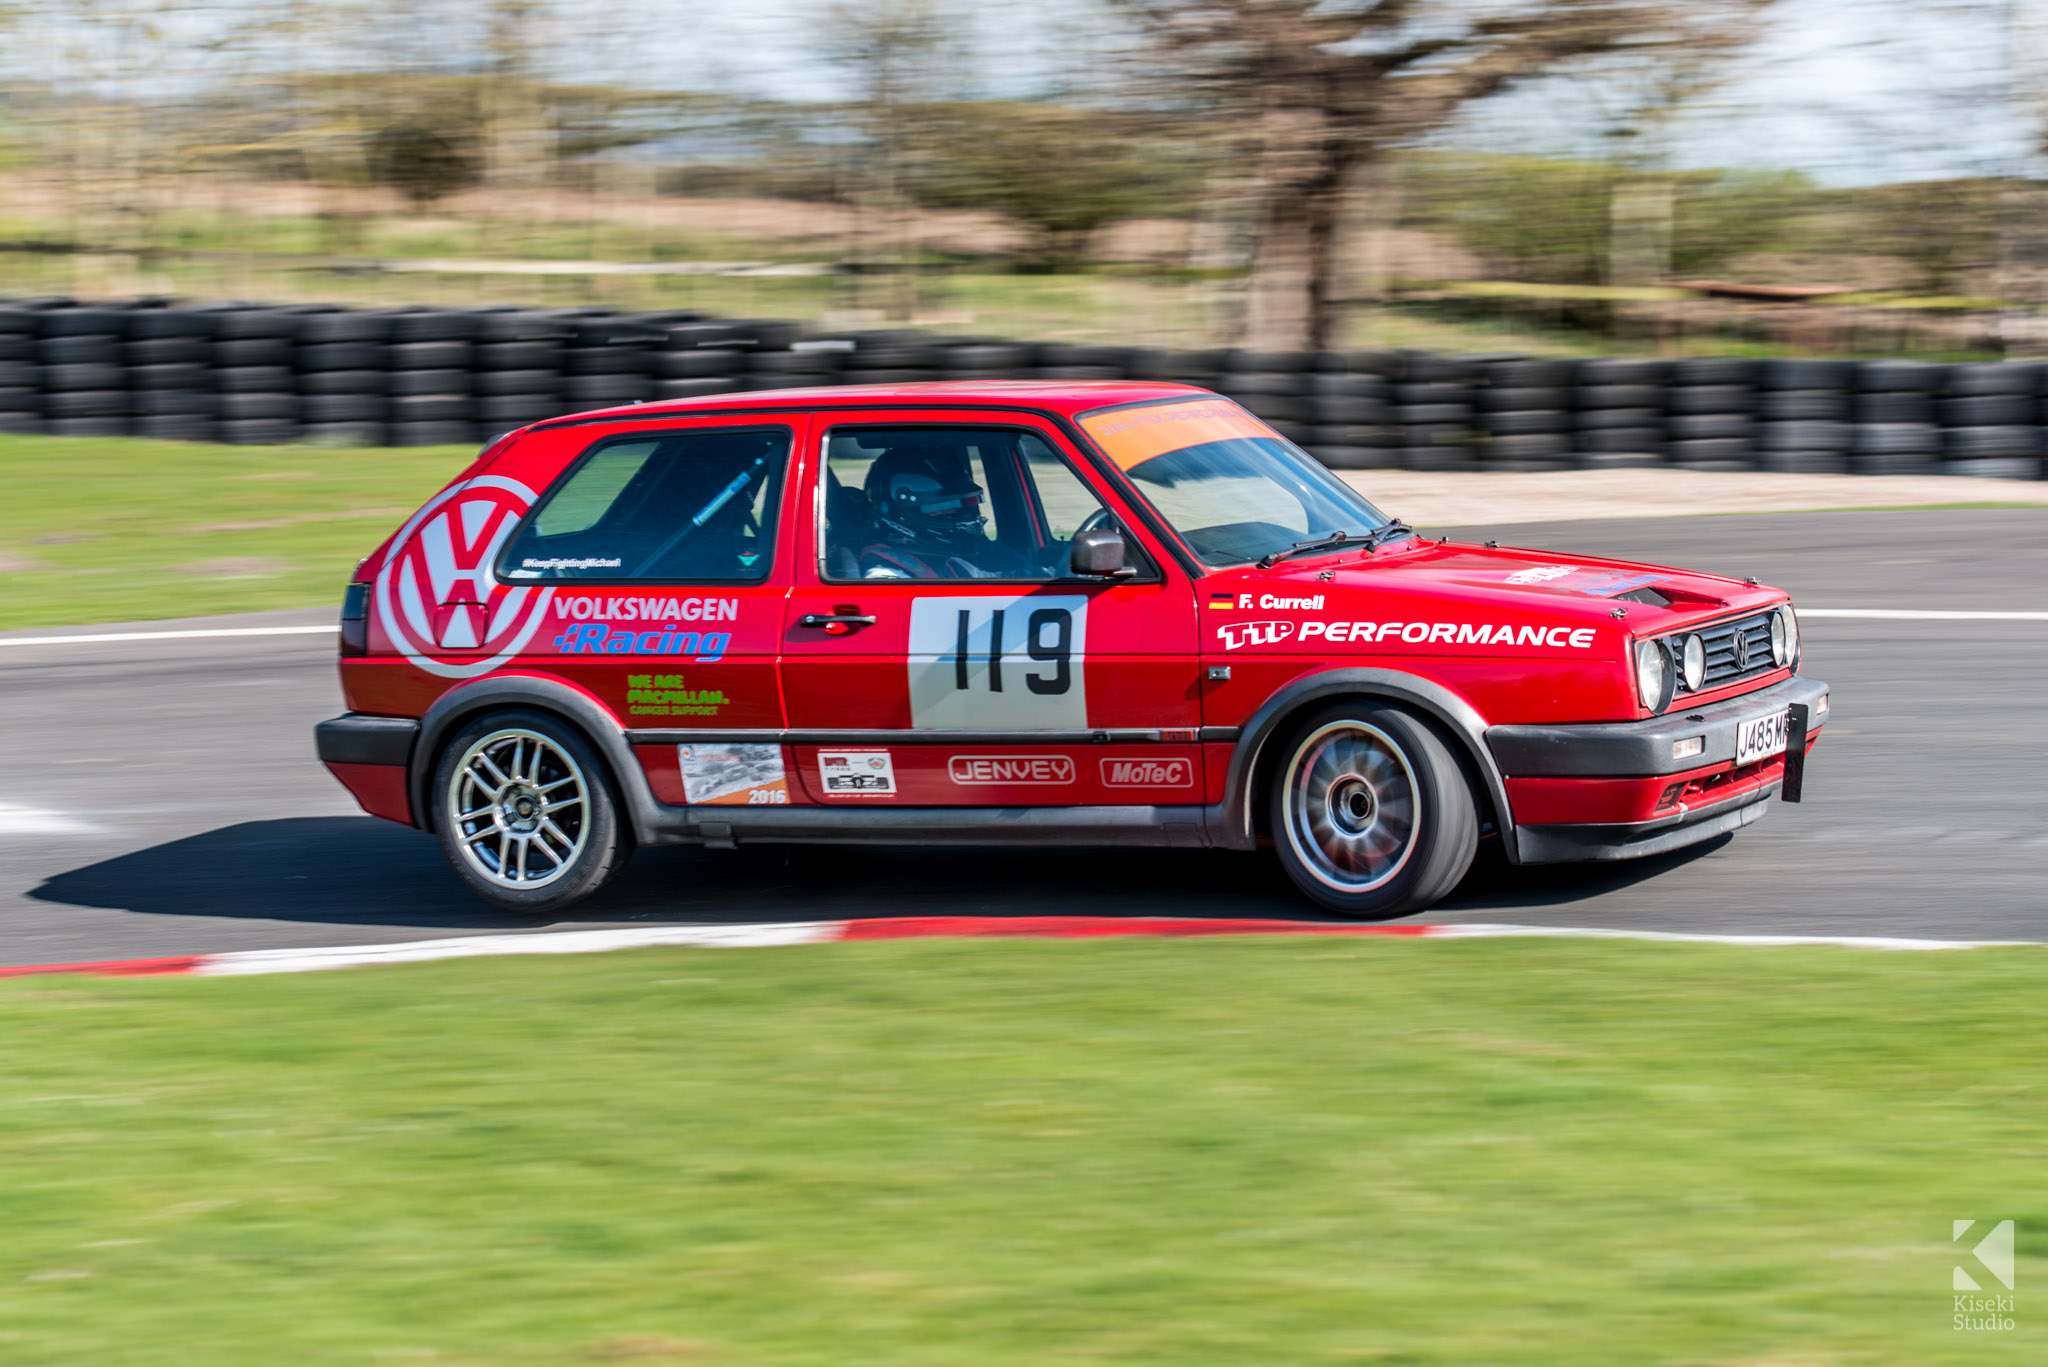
(495, 414), (804, 807)
(780, 410), (1201, 806)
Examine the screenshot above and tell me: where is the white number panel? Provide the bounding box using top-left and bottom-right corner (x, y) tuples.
(906, 595), (1089, 730)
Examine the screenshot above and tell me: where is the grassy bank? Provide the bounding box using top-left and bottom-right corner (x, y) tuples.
(0, 936), (2041, 1365)
(0, 434), (471, 630)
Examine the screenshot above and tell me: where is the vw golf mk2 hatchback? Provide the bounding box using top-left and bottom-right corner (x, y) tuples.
(316, 382), (1826, 918)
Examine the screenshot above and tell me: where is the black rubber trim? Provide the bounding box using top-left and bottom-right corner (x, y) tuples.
(643, 802), (1210, 848)
(1515, 791), (1775, 864)
(624, 727), (1186, 746)
(1486, 675), (1829, 778)
(314, 714), (418, 768)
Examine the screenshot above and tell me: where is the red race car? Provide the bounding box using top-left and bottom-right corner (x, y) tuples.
(316, 382), (1826, 919)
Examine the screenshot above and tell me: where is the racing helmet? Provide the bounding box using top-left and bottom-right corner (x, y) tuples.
(864, 445), (987, 547)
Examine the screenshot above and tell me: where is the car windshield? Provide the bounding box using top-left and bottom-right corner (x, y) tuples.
(1076, 398), (1391, 567)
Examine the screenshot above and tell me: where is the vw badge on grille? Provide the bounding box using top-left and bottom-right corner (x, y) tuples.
(1732, 629), (1751, 672)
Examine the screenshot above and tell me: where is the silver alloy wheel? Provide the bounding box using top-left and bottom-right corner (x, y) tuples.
(1281, 720), (1421, 893)
(446, 727), (589, 890)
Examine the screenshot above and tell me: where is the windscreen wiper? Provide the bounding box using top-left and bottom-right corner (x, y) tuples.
(1255, 521), (1413, 570)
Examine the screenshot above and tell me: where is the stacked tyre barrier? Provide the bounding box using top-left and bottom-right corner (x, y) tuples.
(3, 297), (2048, 478)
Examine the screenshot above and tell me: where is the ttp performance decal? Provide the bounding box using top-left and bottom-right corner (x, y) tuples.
(1216, 619), (1600, 650)
(550, 596), (741, 660)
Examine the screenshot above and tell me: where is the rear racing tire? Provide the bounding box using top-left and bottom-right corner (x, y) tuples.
(432, 709), (632, 914)
(1268, 702), (1479, 920)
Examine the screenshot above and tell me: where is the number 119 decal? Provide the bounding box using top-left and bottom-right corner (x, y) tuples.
(906, 595), (1088, 729)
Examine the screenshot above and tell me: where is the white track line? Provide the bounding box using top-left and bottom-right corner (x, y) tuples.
(1431, 923), (2031, 951)
(194, 922), (840, 976)
(1801, 609), (2048, 620)
(0, 625), (334, 647)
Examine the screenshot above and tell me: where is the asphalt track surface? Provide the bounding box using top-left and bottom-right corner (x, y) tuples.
(5, 508), (2047, 967)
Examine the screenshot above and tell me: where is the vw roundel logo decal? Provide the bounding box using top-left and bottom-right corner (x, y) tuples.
(375, 475), (557, 679)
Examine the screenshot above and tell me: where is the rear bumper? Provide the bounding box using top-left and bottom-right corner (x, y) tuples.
(315, 714), (419, 826)
(1487, 674), (1828, 864)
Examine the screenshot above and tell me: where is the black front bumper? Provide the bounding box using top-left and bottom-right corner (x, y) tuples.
(1485, 674), (1829, 778)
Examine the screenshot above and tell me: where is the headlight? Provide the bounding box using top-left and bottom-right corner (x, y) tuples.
(1774, 606), (1798, 668)
(1680, 634), (1705, 691)
(1634, 638), (1674, 712)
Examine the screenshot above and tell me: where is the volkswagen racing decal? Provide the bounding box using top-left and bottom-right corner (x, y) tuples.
(375, 475), (556, 680)
(906, 595), (1089, 729)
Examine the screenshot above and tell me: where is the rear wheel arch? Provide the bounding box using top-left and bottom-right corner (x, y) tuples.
(410, 678), (659, 842)
(1225, 670), (1514, 861)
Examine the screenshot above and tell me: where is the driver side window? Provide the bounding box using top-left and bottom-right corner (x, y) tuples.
(501, 427), (790, 583)
(820, 426), (1117, 583)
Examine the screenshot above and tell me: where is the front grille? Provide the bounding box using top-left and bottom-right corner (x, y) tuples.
(1696, 612), (1777, 688)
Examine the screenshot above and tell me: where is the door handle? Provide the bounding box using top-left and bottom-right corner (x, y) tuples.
(798, 612), (877, 635)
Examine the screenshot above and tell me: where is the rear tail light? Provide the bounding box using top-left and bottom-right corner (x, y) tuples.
(340, 582), (369, 657)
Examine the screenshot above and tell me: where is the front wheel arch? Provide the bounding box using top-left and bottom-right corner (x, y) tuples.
(1223, 671), (1511, 859)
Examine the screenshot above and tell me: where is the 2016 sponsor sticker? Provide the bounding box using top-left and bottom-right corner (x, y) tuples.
(678, 743), (788, 806)
(947, 755), (1076, 785)
(819, 749), (896, 795)
(1100, 757), (1194, 788)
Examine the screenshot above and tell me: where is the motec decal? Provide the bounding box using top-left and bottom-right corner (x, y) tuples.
(947, 755), (1076, 785)
(375, 476), (555, 680)
(907, 595), (1088, 730)
(1101, 757), (1194, 788)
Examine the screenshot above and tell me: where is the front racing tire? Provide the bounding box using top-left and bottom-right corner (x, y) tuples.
(1268, 702), (1479, 920)
(431, 709), (632, 914)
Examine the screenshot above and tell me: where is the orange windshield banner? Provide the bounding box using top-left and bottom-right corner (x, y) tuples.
(1078, 399), (1276, 472)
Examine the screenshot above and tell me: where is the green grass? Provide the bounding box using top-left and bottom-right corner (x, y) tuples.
(0, 937), (2042, 1365)
(0, 433), (473, 630)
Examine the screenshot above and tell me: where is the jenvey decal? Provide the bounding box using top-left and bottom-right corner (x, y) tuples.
(678, 744), (788, 805)
(1101, 758), (1194, 788)
(819, 749), (896, 795)
(947, 755), (1075, 785)
(906, 595), (1088, 730)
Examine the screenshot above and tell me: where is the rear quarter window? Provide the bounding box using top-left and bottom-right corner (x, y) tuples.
(500, 427), (790, 583)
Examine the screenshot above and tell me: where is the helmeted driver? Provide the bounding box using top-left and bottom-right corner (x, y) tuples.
(857, 443), (1022, 579)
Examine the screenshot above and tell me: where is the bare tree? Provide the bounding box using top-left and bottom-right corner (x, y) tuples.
(1125, 0), (1773, 350)
(814, 0), (965, 319)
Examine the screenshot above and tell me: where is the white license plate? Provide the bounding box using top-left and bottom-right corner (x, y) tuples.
(1735, 710), (1791, 766)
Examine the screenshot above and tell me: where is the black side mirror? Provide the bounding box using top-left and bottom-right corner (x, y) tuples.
(1070, 528), (1134, 578)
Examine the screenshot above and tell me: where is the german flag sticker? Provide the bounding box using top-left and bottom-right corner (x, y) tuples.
(1208, 592), (1239, 611)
